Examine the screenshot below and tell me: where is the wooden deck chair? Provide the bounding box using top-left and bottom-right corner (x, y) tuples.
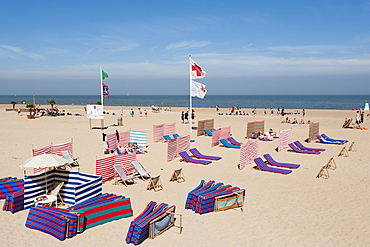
(169, 168), (185, 183)
(146, 175), (163, 192)
(348, 141), (357, 152)
(149, 208), (183, 239)
(61, 150), (79, 168)
(131, 160), (151, 180)
(47, 181), (64, 206)
(338, 146), (349, 157)
(113, 164), (137, 187)
(325, 157), (337, 170)
(316, 166), (330, 179)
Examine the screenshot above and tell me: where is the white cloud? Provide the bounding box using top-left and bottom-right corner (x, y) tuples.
(0, 44), (44, 60)
(166, 40), (212, 50)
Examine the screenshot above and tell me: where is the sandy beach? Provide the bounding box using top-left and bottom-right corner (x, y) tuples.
(0, 104), (369, 247)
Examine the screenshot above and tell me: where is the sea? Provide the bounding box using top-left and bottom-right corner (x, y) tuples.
(1, 95), (369, 110)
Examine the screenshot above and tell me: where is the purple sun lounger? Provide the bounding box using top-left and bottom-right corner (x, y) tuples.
(227, 137), (242, 146)
(254, 157), (292, 174)
(263, 154), (300, 169)
(189, 148), (222, 160)
(294, 140), (326, 152)
(288, 143), (321, 154)
(179, 151), (212, 165)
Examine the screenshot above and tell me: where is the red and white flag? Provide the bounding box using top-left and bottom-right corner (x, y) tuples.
(191, 80), (207, 99)
(190, 57), (206, 79)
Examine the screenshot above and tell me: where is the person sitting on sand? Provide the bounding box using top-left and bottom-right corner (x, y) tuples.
(299, 119), (305, 124)
(267, 128), (276, 138)
(292, 118), (298, 124)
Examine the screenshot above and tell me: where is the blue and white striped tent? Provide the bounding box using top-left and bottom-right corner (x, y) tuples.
(24, 170), (102, 210)
(130, 130), (147, 149)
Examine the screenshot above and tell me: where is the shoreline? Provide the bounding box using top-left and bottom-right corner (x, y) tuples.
(0, 104), (369, 246)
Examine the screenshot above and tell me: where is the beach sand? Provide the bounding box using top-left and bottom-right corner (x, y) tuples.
(0, 104), (369, 246)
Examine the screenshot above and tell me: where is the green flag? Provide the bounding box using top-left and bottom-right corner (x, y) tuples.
(102, 70), (109, 80)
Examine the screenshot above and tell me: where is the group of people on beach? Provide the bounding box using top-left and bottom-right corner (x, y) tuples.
(181, 109), (195, 124)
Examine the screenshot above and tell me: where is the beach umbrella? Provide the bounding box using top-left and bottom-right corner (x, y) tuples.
(20, 154), (69, 194)
(20, 153), (68, 169)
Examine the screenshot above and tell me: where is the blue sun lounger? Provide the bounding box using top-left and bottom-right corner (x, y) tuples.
(219, 139), (240, 149)
(254, 157), (292, 174)
(321, 134), (348, 143)
(204, 130), (213, 136)
(316, 135), (344, 145)
(294, 140), (326, 152)
(263, 154), (300, 169)
(163, 135), (172, 141)
(179, 151), (212, 165)
(288, 143), (321, 154)
(173, 134), (180, 138)
(189, 148), (222, 160)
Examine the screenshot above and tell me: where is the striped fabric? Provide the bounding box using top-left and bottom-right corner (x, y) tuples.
(107, 133), (118, 152)
(126, 202), (176, 245)
(176, 135), (190, 156)
(24, 170), (102, 210)
(166, 135), (190, 162)
(246, 121), (265, 139)
(96, 156), (115, 183)
(219, 127), (231, 140)
(3, 188), (24, 213)
(130, 131), (147, 148)
(153, 123), (176, 142)
(278, 129), (292, 152)
(211, 127), (231, 147)
(52, 141), (73, 156)
(246, 139), (259, 165)
(197, 119), (214, 136)
(308, 122), (320, 142)
(239, 142), (248, 170)
(118, 131), (131, 146)
(25, 206), (71, 240)
(153, 124), (165, 142)
(197, 120), (206, 136)
(211, 129), (221, 147)
(185, 180), (242, 215)
(32, 141), (73, 173)
(167, 138), (177, 162)
(68, 194), (133, 232)
(96, 154), (137, 182)
(163, 123), (176, 136)
(0, 178), (24, 199)
(115, 153), (137, 175)
(214, 189), (245, 211)
(32, 145), (52, 156)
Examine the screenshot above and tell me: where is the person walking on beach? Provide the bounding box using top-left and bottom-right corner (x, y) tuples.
(130, 108), (134, 117)
(181, 111), (185, 124)
(302, 109), (305, 118)
(120, 106), (123, 115)
(17, 107), (21, 116)
(184, 111), (189, 124)
(139, 108), (143, 117)
(191, 109), (195, 123)
(144, 109), (147, 117)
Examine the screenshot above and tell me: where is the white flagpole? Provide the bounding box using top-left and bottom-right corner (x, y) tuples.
(100, 66), (104, 107)
(100, 66), (104, 129)
(189, 55), (192, 132)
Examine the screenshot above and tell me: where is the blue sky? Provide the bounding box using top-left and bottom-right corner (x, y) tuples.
(1, 0), (369, 95)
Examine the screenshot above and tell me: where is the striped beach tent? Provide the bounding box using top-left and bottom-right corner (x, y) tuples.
(24, 170), (102, 210)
